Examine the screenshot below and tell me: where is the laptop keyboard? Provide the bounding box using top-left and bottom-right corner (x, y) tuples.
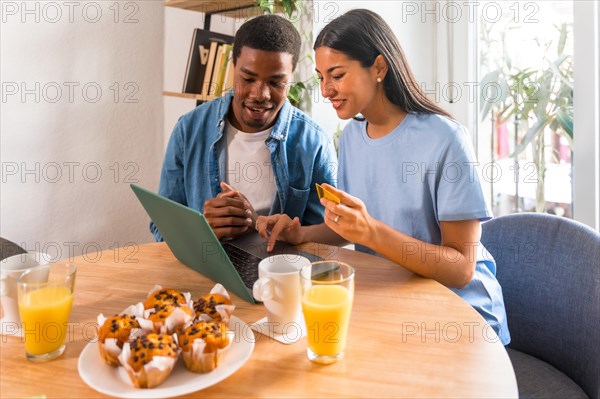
(222, 242), (260, 289)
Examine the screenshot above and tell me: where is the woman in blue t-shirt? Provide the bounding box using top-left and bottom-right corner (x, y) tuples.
(257, 9), (510, 345)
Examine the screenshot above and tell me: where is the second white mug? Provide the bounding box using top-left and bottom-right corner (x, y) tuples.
(253, 254), (310, 334)
(1, 252), (50, 335)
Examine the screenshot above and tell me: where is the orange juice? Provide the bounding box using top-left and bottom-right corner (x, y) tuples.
(19, 286), (74, 355)
(302, 285), (353, 357)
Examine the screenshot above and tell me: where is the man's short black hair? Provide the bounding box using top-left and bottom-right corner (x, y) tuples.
(232, 14), (301, 71)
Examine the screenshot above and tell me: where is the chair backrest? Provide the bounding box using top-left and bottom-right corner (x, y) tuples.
(481, 213), (600, 399)
(0, 237), (27, 261)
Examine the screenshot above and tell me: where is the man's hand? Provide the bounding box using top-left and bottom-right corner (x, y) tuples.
(203, 182), (256, 240)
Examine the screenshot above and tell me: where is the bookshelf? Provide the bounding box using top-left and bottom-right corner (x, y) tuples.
(163, 0), (258, 103)
(166, 0), (260, 30)
(165, 0), (256, 17)
(162, 91), (210, 101)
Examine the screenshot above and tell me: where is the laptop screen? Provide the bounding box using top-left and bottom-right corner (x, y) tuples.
(130, 184), (256, 303)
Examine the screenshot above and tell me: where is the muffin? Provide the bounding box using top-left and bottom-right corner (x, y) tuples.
(147, 304), (195, 334)
(178, 321), (231, 373)
(97, 313), (153, 366)
(193, 284), (235, 325)
(144, 288), (189, 310)
(118, 333), (180, 389)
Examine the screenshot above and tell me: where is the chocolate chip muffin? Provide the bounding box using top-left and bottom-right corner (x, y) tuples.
(193, 293), (234, 324)
(120, 333), (180, 388)
(144, 288), (187, 310)
(178, 321), (231, 373)
(147, 304), (194, 334)
(97, 314), (143, 366)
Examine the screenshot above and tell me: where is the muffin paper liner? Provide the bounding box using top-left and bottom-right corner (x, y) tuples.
(196, 284), (236, 326)
(180, 329), (234, 373)
(96, 304), (154, 366)
(117, 334), (180, 389)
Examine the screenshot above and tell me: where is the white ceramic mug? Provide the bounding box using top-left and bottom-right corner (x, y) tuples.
(253, 254), (310, 334)
(0, 252), (50, 335)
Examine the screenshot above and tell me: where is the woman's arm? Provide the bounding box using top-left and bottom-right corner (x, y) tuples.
(320, 184), (479, 289)
(367, 219), (479, 288)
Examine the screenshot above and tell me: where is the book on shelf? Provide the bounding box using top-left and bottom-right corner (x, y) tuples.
(223, 54), (235, 93)
(200, 41), (219, 98)
(182, 29), (233, 95)
(209, 43), (226, 96)
(214, 44), (232, 97)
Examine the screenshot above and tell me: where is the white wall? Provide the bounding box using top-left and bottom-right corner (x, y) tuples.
(573, 0), (600, 230)
(1, 1), (165, 261)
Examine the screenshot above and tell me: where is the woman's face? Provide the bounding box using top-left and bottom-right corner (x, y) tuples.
(315, 47), (379, 120)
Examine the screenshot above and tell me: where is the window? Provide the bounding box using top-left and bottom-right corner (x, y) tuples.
(478, 1), (574, 218)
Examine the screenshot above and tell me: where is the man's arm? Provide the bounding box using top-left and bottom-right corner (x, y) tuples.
(302, 138), (338, 225)
(151, 123), (187, 242)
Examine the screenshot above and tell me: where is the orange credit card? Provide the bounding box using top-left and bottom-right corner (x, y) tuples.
(315, 183), (341, 204)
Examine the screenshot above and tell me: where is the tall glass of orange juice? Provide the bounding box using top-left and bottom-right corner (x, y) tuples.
(300, 261), (354, 364)
(17, 263), (76, 362)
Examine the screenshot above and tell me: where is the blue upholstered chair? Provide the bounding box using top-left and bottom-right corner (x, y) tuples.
(481, 213), (600, 399)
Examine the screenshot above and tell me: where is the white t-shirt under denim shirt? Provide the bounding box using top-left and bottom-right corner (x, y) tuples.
(226, 121), (277, 216)
(337, 113), (511, 345)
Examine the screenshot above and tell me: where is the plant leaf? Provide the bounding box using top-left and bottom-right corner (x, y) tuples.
(282, 0), (293, 18)
(556, 129), (573, 148)
(557, 23), (567, 56)
(479, 69), (500, 117)
(257, 0), (271, 13)
(287, 88), (300, 107)
(551, 56), (574, 89)
(498, 77), (511, 104)
(556, 108), (573, 138)
(287, 80), (308, 108)
(509, 115), (550, 157)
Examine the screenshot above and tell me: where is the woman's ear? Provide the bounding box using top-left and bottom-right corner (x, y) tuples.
(373, 54), (388, 81)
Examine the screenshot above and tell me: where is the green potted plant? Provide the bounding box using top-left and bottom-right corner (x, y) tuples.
(255, 0), (301, 17)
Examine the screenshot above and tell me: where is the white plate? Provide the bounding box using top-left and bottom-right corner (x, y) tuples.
(78, 316), (255, 398)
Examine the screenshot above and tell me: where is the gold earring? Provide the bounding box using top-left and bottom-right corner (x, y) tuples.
(377, 77), (382, 83)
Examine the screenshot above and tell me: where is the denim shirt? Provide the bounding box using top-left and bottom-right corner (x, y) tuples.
(151, 91), (338, 241)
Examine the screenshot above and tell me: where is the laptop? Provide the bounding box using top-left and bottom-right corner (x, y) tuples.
(130, 184), (321, 303)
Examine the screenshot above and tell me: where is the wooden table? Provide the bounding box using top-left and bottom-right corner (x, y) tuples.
(0, 242), (517, 398)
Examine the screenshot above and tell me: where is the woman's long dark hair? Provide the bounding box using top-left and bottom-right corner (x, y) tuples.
(314, 9), (452, 118)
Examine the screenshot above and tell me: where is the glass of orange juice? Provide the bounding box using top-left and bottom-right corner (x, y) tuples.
(17, 263), (76, 362)
(300, 261), (354, 364)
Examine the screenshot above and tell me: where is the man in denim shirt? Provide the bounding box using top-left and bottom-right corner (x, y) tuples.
(152, 15), (337, 241)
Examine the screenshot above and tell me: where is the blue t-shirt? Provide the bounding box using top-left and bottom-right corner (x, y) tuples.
(338, 113), (510, 345)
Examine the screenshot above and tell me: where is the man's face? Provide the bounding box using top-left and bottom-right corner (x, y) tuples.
(229, 47), (294, 133)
